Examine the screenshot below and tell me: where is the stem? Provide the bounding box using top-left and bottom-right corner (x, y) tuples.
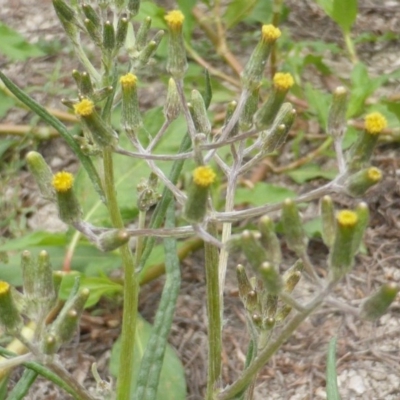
(102, 148), (138, 400)
(344, 32), (358, 64)
(204, 221), (222, 398)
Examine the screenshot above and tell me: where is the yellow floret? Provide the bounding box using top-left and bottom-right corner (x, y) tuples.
(165, 10), (185, 30)
(52, 171), (74, 192)
(120, 73), (138, 88)
(273, 72), (294, 92)
(367, 167), (382, 182)
(193, 166), (216, 187)
(0, 281), (10, 295)
(337, 210), (358, 227)
(73, 98), (94, 117)
(261, 24), (281, 43)
(365, 112), (387, 134)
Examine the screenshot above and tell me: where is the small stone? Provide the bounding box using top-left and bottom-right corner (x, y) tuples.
(348, 375), (366, 395)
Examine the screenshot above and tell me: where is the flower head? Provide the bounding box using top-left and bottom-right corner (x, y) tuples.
(74, 98), (94, 116)
(120, 73), (138, 89)
(52, 172), (74, 192)
(165, 10), (184, 30)
(0, 281), (10, 295)
(337, 210), (358, 227)
(365, 112), (387, 134)
(273, 72), (294, 92)
(193, 166), (216, 187)
(261, 24), (281, 43)
(367, 167), (382, 182)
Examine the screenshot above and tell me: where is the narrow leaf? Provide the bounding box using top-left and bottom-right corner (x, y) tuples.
(326, 337), (341, 400)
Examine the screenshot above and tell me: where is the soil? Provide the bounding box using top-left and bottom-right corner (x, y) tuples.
(1, 1), (400, 399)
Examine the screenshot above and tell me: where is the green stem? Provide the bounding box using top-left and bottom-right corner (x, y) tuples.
(6, 368), (38, 400)
(344, 32), (358, 64)
(134, 210), (147, 267)
(102, 148), (138, 400)
(204, 221), (222, 399)
(217, 284), (334, 399)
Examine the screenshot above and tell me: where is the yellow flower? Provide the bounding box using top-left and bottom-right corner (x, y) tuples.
(165, 10), (184, 30)
(261, 24), (281, 43)
(0, 281), (10, 295)
(193, 166), (216, 187)
(273, 72), (294, 91)
(365, 112), (387, 134)
(337, 210), (358, 227)
(52, 171), (74, 192)
(74, 98), (94, 116)
(367, 167), (382, 182)
(120, 73), (138, 89)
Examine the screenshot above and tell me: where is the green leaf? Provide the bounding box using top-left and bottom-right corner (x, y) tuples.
(223, 0), (258, 29)
(331, 0), (357, 34)
(110, 315), (186, 400)
(303, 217), (322, 239)
(315, 0), (357, 34)
(286, 164), (337, 184)
(0, 23), (44, 61)
(59, 274), (122, 308)
(326, 337), (341, 400)
(246, 0), (273, 24)
(304, 83), (330, 127)
(0, 139), (15, 159)
(0, 91), (15, 119)
(235, 182), (296, 207)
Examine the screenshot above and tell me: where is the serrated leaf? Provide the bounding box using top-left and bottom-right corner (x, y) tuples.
(235, 182), (296, 207)
(0, 22), (44, 61)
(110, 316), (186, 400)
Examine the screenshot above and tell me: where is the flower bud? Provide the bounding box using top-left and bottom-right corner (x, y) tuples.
(0, 281), (23, 334)
(137, 32), (164, 68)
(258, 215), (282, 265)
(347, 112), (387, 171)
(183, 166), (215, 223)
(275, 304), (292, 323)
(261, 102), (296, 152)
(251, 313), (262, 329)
(135, 16), (152, 51)
(327, 86), (348, 138)
(52, 0), (76, 23)
(26, 151), (55, 201)
(164, 78), (181, 121)
(82, 3), (100, 27)
(74, 98), (118, 148)
(264, 294), (278, 319)
(254, 74), (294, 130)
(52, 171), (82, 224)
(359, 282), (399, 321)
(92, 85), (114, 103)
(120, 73), (142, 139)
(329, 210), (359, 281)
(103, 20), (115, 52)
(351, 202), (369, 256)
(223, 101), (239, 137)
(320, 195), (335, 248)
(165, 10), (187, 79)
(116, 17), (129, 50)
(239, 86), (259, 131)
(137, 173), (161, 211)
(240, 230), (268, 271)
(282, 260), (303, 295)
(190, 90), (211, 135)
(80, 72), (94, 97)
(281, 199), (308, 257)
(98, 229), (130, 252)
(84, 18), (102, 46)
(259, 262), (283, 295)
(262, 316), (275, 330)
(241, 24), (281, 90)
(45, 287), (89, 353)
(236, 264), (253, 303)
(345, 167), (382, 197)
